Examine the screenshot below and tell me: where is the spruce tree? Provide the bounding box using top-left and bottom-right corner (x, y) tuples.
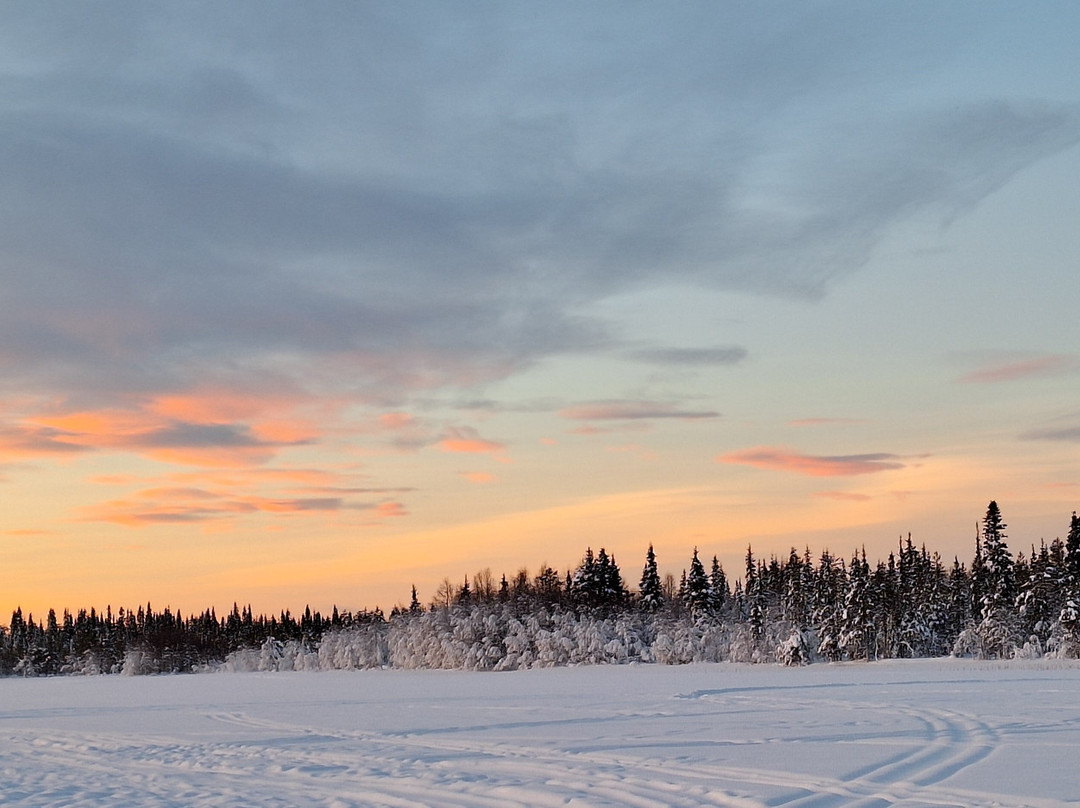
(977, 500), (1019, 657)
(814, 551), (844, 660)
(782, 547), (808, 629)
(1066, 512), (1080, 587)
(639, 544), (664, 612)
(685, 549), (711, 615)
(840, 549), (873, 660)
(709, 555), (728, 615)
(981, 501), (1015, 614)
(596, 548), (627, 607)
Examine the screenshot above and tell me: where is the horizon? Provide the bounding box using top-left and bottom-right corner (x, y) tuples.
(6, 502), (1076, 622)
(2, 3), (1078, 621)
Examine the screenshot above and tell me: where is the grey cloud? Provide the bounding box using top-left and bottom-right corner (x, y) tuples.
(627, 347), (748, 367)
(560, 401), (720, 421)
(125, 423), (284, 450)
(1021, 426), (1080, 443)
(1, 4), (1077, 406)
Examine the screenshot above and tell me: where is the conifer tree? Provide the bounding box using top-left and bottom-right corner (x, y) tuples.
(709, 556), (728, 615)
(969, 527), (986, 622)
(639, 544), (664, 612)
(977, 500), (1019, 657)
(782, 547), (809, 629)
(1066, 512), (1080, 587)
(596, 548), (627, 607)
(814, 551), (844, 660)
(457, 576), (472, 605)
(684, 549), (711, 615)
(841, 549), (873, 660)
(981, 501), (1015, 614)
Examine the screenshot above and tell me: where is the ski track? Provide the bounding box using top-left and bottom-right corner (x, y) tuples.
(0, 662), (1076, 808)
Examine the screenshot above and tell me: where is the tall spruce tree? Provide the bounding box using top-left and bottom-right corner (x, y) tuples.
(977, 500), (1019, 657)
(639, 544), (664, 612)
(1066, 512), (1080, 587)
(841, 549), (873, 660)
(709, 555), (728, 615)
(981, 501), (1015, 614)
(684, 549), (711, 615)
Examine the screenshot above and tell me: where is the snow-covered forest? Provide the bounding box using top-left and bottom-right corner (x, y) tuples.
(4, 502), (1079, 676)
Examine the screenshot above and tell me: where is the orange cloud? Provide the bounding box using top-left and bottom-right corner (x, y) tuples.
(148, 388), (309, 423)
(461, 471), (497, 484)
(437, 426), (506, 455)
(717, 446), (905, 477)
(171, 467), (356, 489)
(82, 487), (346, 527)
(812, 491), (874, 502)
(250, 420), (320, 444)
(139, 445), (277, 469)
(33, 410), (158, 437)
(374, 501), (408, 518)
(26, 400), (316, 468)
(0, 424), (89, 459)
(957, 354), (1077, 384)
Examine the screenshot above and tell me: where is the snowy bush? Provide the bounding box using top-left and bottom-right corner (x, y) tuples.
(777, 628), (815, 666)
(318, 625), (389, 670)
(121, 647), (158, 676)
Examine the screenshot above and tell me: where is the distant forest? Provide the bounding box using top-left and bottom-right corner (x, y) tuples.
(3, 501), (1079, 676)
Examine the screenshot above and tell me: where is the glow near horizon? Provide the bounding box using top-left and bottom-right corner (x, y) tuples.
(1, 3), (1078, 619)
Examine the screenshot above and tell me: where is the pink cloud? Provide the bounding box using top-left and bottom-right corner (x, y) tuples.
(717, 446), (905, 477)
(379, 412), (416, 430)
(374, 501), (408, 518)
(461, 471), (497, 484)
(957, 354), (1077, 384)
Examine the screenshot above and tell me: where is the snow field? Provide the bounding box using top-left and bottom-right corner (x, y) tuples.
(1, 658), (1078, 807)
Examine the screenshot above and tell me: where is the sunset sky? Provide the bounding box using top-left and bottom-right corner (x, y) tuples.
(2, 3), (1079, 619)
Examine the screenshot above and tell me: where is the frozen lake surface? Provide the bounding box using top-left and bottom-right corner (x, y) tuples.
(1, 658), (1078, 807)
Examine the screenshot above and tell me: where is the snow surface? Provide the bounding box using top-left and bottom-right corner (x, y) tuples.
(1, 659), (1078, 807)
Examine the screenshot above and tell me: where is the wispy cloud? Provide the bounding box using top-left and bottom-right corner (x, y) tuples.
(0, 425), (90, 460)
(787, 417), (868, 428)
(626, 346), (748, 367)
(437, 427), (507, 456)
(560, 401), (720, 421)
(1021, 425), (1080, 443)
(27, 413), (297, 469)
(957, 354), (1077, 384)
(717, 446), (906, 477)
(79, 484), (406, 528)
(812, 491), (874, 502)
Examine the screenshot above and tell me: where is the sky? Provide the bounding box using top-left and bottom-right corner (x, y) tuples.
(2, 2), (1079, 619)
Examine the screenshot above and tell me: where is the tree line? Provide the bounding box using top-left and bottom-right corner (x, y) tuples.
(3, 502), (1079, 675)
